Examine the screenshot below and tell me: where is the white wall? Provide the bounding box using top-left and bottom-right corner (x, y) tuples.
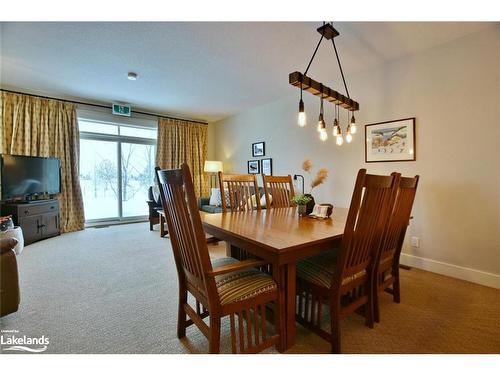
(212, 26), (500, 288)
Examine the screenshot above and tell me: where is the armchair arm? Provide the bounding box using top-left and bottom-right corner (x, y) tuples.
(1, 238), (18, 255)
(207, 258), (269, 277)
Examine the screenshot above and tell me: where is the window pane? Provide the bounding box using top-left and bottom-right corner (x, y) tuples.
(120, 125), (157, 139)
(79, 139), (119, 220)
(121, 143), (156, 217)
(79, 120), (118, 135)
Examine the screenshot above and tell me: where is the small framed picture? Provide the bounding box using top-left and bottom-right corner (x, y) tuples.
(252, 142), (265, 157)
(261, 158), (273, 176)
(247, 160), (260, 174)
(365, 117), (416, 162)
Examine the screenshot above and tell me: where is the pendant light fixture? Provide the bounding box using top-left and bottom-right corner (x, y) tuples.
(317, 95), (328, 141)
(335, 105), (344, 145)
(297, 79), (306, 127)
(333, 104), (341, 137)
(290, 22), (359, 144)
(332, 118), (340, 137)
(317, 90), (325, 131)
(345, 110), (353, 143)
(336, 134), (344, 146)
(349, 112), (357, 134)
(319, 127), (328, 141)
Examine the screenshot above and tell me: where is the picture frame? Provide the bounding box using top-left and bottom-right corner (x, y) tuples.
(252, 142), (265, 157)
(365, 117), (416, 162)
(247, 160), (260, 174)
(261, 158), (273, 176)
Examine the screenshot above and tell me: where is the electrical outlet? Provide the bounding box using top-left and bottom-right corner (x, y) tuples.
(411, 236), (420, 248)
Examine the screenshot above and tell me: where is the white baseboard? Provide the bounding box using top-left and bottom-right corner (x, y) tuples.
(400, 253), (500, 289)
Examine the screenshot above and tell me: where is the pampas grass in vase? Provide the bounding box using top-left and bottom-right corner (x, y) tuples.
(300, 159), (329, 214)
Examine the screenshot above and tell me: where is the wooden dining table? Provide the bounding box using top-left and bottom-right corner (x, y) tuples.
(200, 206), (348, 351)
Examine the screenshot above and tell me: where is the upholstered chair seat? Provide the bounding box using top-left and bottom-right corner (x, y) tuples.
(296, 249), (366, 289)
(212, 257), (277, 306)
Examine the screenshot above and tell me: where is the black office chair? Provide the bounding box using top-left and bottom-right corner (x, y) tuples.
(146, 186), (162, 231)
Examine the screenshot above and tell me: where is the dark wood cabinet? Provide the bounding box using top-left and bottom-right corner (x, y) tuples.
(1, 199), (60, 245)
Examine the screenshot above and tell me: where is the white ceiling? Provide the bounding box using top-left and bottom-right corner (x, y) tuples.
(0, 22), (494, 122)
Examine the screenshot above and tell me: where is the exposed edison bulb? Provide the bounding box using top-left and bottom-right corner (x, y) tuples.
(298, 99), (306, 127)
(336, 135), (344, 146)
(350, 115), (357, 134)
(298, 111), (306, 127)
(319, 129), (328, 141)
(346, 133), (353, 143)
(317, 113), (324, 132)
(332, 119), (339, 136)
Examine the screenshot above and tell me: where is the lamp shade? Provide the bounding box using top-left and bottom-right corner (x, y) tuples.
(204, 160), (223, 173)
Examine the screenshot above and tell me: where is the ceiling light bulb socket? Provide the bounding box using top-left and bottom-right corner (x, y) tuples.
(299, 99), (304, 113)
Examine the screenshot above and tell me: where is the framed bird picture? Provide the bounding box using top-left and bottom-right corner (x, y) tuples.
(365, 117), (416, 162)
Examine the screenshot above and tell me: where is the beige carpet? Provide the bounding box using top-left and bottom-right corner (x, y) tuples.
(1, 222), (499, 354)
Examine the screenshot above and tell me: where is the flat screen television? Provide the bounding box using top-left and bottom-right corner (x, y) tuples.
(0, 154), (61, 201)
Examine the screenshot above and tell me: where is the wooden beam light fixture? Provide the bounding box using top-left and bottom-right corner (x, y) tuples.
(290, 22), (359, 144)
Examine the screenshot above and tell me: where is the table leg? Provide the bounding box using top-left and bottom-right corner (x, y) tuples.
(284, 262), (296, 350)
(160, 214), (166, 237)
(226, 242), (233, 257)
(276, 262), (296, 351)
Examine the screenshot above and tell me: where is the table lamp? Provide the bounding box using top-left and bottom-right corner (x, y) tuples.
(204, 160), (223, 189)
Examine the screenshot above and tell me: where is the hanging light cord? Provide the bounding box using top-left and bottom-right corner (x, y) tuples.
(302, 22), (351, 100)
(332, 38), (350, 99)
(304, 22), (326, 76)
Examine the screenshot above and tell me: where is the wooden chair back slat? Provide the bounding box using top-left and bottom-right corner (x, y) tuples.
(218, 172), (262, 212)
(262, 175), (295, 208)
(156, 164), (216, 299)
(157, 165), (281, 353)
(372, 174), (419, 323)
(379, 175), (420, 262)
(296, 168), (400, 353)
(336, 170), (400, 284)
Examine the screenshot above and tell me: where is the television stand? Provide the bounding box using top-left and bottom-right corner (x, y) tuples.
(0, 199), (60, 245)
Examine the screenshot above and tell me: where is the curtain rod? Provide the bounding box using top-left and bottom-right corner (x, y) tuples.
(0, 89), (209, 125)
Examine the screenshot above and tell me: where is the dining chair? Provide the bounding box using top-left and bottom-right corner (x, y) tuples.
(156, 164), (281, 353)
(295, 169), (400, 353)
(262, 174), (295, 208)
(373, 174), (419, 323)
(218, 172), (262, 212)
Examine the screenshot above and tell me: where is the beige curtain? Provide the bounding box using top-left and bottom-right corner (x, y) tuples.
(0, 91), (85, 233)
(156, 117), (208, 197)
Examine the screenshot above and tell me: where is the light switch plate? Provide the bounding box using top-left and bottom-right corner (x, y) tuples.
(411, 236), (420, 248)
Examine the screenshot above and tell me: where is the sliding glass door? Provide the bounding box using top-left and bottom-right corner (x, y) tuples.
(79, 119), (156, 223)
(80, 138), (119, 220)
(120, 142), (156, 218)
